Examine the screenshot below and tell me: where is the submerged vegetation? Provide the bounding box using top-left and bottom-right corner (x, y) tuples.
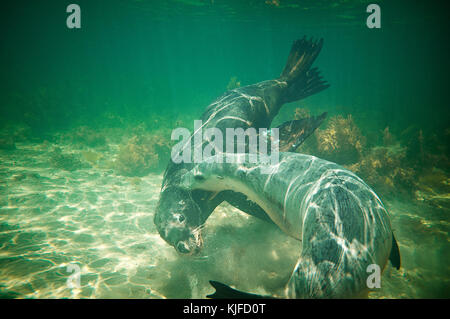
(226, 76), (241, 91)
(1, 106), (447, 209)
(295, 108), (450, 207)
(0, 113), (177, 178)
(316, 114), (365, 165)
(114, 132), (171, 177)
(0, 105), (448, 207)
(348, 145), (416, 197)
(71, 126), (107, 148)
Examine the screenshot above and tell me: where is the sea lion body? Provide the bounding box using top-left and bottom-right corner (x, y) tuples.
(181, 153), (396, 298)
(155, 38), (328, 254)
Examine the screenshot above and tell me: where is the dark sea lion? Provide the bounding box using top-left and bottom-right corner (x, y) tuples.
(180, 153), (401, 298)
(154, 37), (329, 254)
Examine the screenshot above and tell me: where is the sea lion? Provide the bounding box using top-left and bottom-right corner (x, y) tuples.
(180, 153), (401, 298)
(154, 37), (329, 255)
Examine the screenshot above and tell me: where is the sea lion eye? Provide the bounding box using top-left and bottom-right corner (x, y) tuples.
(178, 214), (185, 223)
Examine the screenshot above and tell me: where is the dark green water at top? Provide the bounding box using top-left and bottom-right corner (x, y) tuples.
(1, 0), (448, 132)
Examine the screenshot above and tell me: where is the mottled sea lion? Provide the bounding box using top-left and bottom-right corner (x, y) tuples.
(155, 37), (329, 255)
(180, 153), (401, 298)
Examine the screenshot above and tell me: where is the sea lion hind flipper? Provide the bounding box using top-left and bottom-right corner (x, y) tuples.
(280, 37), (329, 104)
(389, 233), (401, 270)
(207, 281), (268, 299)
(277, 112), (327, 152)
(281, 37), (323, 81)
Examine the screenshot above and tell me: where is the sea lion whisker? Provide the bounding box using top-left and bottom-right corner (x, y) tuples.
(192, 224), (205, 234)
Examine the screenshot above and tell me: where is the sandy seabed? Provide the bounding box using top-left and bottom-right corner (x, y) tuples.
(0, 143), (448, 299)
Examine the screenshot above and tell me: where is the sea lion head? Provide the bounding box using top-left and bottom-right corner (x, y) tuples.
(154, 186), (204, 255)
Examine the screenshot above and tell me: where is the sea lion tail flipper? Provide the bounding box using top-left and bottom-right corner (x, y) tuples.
(206, 281), (268, 299)
(280, 37), (329, 103)
(389, 233), (401, 270)
(277, 112), (327, 152)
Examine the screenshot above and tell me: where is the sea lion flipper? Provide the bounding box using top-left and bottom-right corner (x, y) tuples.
(389, 233), (401, 270)
(222, 190), (275, 225)
(277, 112), (327, 152)
(207, 281), (267, 299)
(280, 38), (329, 104)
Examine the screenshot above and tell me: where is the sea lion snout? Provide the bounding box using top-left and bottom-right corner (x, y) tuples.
(176, 241), (191, 254)
(176, 241), (199, 255)
(175, 233), (202, 255)
(154, 186), (204, 253)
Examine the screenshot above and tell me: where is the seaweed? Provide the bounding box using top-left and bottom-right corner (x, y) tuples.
(114, 132), (171, 177)
(293, 109), (449, 203)
(315, 114), (366, 165)
(347, 144), (416, 197)
(71, 126), (107, 148)
(226, 76), (241, 91)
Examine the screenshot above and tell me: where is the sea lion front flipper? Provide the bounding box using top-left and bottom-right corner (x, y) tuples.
(207, 281), (268, 299)
(389, 233), (401, 270)
(222, 190), (275, 225)
(276, 112), (327, 152)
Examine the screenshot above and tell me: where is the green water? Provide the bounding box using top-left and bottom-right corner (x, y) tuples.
(0, 0), (449, 298)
